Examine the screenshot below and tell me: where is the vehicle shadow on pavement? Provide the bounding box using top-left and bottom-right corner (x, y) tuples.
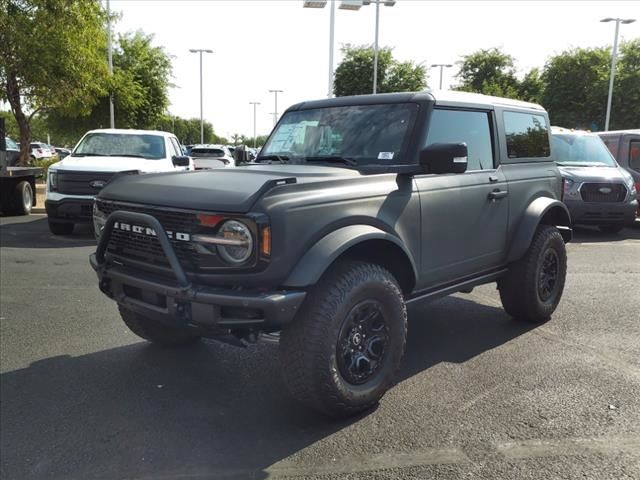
(0, 297), (533, 480)
(0, 216), (95, 248)
(569, 223), (640, 244)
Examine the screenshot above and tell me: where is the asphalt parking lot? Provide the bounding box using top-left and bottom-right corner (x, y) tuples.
(1, 214), (639, 480)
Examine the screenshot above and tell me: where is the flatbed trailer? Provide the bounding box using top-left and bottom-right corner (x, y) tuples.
(1, 118), (41, 216)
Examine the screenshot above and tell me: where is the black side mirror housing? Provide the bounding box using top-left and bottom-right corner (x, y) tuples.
(172, 155), (191, 167)
(419, 143), (468, 174)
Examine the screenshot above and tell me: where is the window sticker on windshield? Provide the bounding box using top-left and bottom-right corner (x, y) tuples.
(378, 152), (394, 160)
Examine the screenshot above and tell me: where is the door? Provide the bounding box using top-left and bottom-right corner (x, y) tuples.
(414, 108), (509, 288)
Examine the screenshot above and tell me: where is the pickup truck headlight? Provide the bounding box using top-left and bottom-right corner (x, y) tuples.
(93, 202), (107, 239)
(193, 220), (254, 265)
(48, 170), (57, 191)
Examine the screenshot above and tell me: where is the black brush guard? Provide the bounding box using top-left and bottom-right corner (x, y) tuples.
(90, 210), (306, 330)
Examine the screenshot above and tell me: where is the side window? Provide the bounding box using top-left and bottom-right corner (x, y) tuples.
(170, 137), (182, 157)
(503, 111), (550, 159)
(425, 109), (494, 171)
(602, 138), (619, 160)
(630, 140), (640, 172)
(6, 138), (18, 150)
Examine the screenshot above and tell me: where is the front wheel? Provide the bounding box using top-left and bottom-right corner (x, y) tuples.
(498, 225), (567, 323)
(280, 261), (407, 418)
(12, 181), (33, 215)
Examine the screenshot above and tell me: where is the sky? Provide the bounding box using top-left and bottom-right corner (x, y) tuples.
(109, 1), (638, 139)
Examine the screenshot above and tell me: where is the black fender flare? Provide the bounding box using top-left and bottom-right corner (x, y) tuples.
(507, 197), (572, 263)
(283, 224), (418, 288)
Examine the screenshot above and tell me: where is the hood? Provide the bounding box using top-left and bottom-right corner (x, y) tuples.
(98, 164), (358, 213)
(557, 165), (627, 183)
(52, 155), (170, 173)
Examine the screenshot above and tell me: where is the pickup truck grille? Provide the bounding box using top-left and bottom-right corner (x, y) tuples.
(57, 171), (115, 195)
(580, 183), (627, 203)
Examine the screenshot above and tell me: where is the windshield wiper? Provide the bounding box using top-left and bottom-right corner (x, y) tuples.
(254, 155), (290, 164)
(111, 154), (147, 158)
(71, 153), (103, 157)
(303, 156), (358, 167)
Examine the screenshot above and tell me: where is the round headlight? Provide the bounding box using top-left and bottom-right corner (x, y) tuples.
(216, 220), (253, 264)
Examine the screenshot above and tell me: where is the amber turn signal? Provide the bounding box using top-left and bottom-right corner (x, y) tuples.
(261, 226), (271, 256)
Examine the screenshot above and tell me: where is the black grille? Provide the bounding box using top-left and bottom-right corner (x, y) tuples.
(580, 183), (627, 203)
(58, 171), (115, 195)
(97, 200), (232, 273)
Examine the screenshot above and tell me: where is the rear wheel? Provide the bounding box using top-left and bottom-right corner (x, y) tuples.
(119, 306), (200, 347)
(280, 261), (407, 418)
(599, 224), (625, 234)
(498, 225), (567, 323)
(12, 181), (33, 215)
(48, 219), (74, 235)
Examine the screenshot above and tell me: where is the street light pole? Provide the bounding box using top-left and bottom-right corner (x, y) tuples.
(269, 90), (283, 127)
(249, 102), (260, 148)
(107, 0), (114, 128)
(189, 48), (213, 143)
(601, 17), (636, 131)
(430, 63), (453, 90)
(373, 0), (380, 94)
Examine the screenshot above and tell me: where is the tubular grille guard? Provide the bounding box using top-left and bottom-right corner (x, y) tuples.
(95, 210), (190, 288)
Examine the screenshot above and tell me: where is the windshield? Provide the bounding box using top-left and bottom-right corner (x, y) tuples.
(259, 104), (418, 165)
(73, 133), (166, 159)
(552, 134), (617, 167)
(191, 148), (226, 158)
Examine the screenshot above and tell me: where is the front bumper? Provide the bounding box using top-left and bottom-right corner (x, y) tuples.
(90, 210), (306, 330)
(564, 199), (638, 226)
(45, 198), (94, 223)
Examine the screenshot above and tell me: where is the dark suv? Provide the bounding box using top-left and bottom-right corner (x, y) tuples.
(90, 91), (571, 417)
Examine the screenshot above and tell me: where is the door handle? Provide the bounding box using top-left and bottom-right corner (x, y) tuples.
(489, 175), (500, 183)
(488, 189), (508, 200)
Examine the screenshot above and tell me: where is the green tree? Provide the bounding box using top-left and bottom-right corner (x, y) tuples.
(333, 45), (426, 97)
(47, 31), (173, 137)
(541, 46), (610, 130)
(608, 39), (640, 130)
(0, 0), (109, 164)
(518, 67), (544, 104)
(155, 115), (226, 145)
(454, 48), (520, 98)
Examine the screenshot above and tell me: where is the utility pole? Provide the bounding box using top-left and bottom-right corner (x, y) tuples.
(189, 49), (213, 143)
(430, 64), (453, 90)
(107, 0), (114, 128)
(269, 89), (283, 127)
(249, 102), (260, 148)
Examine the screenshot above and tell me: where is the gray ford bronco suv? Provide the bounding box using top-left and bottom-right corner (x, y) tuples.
(91, 91), (572, 417)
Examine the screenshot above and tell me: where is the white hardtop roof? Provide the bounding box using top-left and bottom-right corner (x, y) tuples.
(596, 129), (640, 135)
(428, 90), (545, 111)
(85, 128), (174, 137)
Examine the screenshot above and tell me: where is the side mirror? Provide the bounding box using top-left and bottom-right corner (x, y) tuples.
(419, 143), (468, 174)
(172, 155), (190, 167)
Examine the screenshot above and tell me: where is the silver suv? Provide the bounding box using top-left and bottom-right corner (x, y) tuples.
(551, 127), (638, 233)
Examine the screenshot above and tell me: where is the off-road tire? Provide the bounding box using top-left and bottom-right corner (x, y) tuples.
(119, 306), (200, 347)
(48, 219), (74, 235)
(280, 261), (407, 418)
(498, 225), (566, 323)
(12, 181), (33, 215)
(599, 224), (624, 234)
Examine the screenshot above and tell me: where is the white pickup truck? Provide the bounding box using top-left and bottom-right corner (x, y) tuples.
(46, 129), (193, 235)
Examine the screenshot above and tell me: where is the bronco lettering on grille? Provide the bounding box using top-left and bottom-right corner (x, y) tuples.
(113, 222), (191, 241)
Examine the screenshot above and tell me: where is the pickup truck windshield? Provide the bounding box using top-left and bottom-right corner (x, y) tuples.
(259, 104), (417, 165)
(552, 134), (617, 167)
(73, 133), (166, 160)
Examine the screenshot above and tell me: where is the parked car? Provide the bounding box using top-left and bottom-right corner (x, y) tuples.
(598, 129), (640, 216)
(45, 129), (194, 235)
(551, 127), (638, 233)
(190, 144), (235, 169)
(4, 137), (20, 166)
(54, 147), (71, 159)
(30, 142), (54, 161)
(90, 91), (572, 417)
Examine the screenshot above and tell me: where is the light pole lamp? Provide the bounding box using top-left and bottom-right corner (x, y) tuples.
(430, 63), (453, 90)
(189, 48), (213, 144)
(268, 89), (283, 127)
(249, 102), (260, 148)
(303, 1), (362, 98)
(349, 1), (397, 94)
(600, 17), (636, 131)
